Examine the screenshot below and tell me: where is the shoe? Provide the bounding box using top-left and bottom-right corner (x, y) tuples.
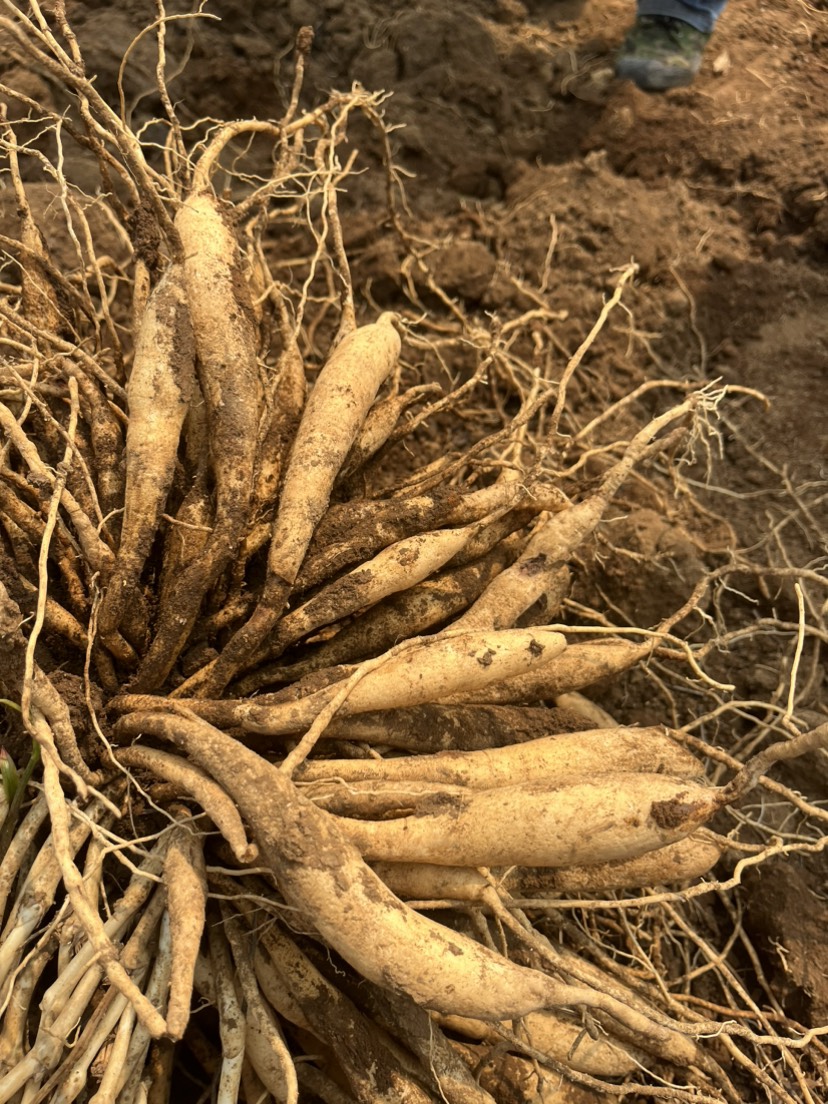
(615, 15), (711, 92)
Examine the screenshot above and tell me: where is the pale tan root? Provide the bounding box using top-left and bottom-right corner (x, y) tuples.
(164, 823), (208, 1040)
(157, 461), (211, 611)
(248, 314), (306, 530)
(115, 745), (257, 864)
(438, 1010), (643, 1078)
(98, 264), (195, 648)
(232, 301), (307, 587)
(0, 795), (50, 921)
(134, 189), (262, 690)
(0, 806), (97, 998)
(333, 773), (719, 868)
(252, 947), (311, 1033)
(15, 886), (165, 1104)
(295, 725), (705, 788)
(38, 839), (167, 1029)
(444, 639), (649, 705)
(519, 834), (724, 895)
(555, 692), (618, 729)
(109, 905), (174, 1100)
(0, 483), (88, 620)
(194, 312), (402, 697)
(334, 965), (498, 1104)
(371, 835), (724, 901)
(0, 402), (113, 579)
(117, 709), (554, 1020)
(70, 368), (125, 518)
(3, 124), (62, 334)
(233, 628), (568, 735)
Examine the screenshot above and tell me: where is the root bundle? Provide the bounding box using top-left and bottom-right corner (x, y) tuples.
(0, 6), (826, 1103)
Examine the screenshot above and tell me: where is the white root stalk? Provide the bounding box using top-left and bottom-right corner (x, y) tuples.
(224, 907), (298, 1104)
(48, 988), (135, 1104)
(110, 910), (173, 1104)
(209, 919), (246, 1104)
(39, 840), (167, 1027)
(333, 773), (720, 868)
(115, 746), (257, 864)
(1, 888), (165, 1104)
(0, 794), (50, 926)
(86, 1001), (137, 1104)
(0, 804), (98, 1000)
(231, 628), (568, 735)
(164, 825), (208, 1041)
(296, 725), (705, 789)
(34, 731), (165, 1039)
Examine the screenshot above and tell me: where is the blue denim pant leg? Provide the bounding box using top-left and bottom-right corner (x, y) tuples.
(636, 0), (727, 33)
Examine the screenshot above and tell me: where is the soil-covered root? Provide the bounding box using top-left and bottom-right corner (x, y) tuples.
(253, 512), (518, 665)
(191, 311), (403, 697)
(313, 702), (598, 752)
(132, 188), (262, 691)
(97, 263), (195, 654)
(294, 475), (564, 593)
(219, 881), (463, 1104)
(1, 14), (825, 1101)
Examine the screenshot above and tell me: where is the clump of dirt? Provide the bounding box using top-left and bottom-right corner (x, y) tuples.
(744, 859), (828, 1027)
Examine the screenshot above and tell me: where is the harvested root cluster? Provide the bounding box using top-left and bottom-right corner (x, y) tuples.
(0, 6), (826, 1104)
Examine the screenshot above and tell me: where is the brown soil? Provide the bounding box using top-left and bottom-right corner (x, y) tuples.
(60, 0), (827, 527)
(5, 0), (828, 1094)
